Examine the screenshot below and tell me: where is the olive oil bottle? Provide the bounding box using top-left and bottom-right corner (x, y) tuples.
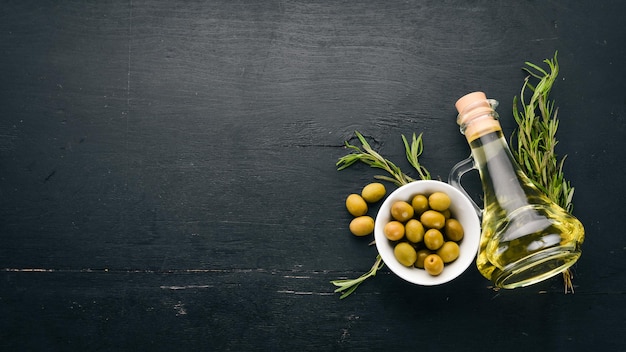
(451, 92), (584, 289)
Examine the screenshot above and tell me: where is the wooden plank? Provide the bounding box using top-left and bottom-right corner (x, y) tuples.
(1, 0), (625, 350)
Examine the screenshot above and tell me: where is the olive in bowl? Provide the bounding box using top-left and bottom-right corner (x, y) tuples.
(374, 180), (480, 286)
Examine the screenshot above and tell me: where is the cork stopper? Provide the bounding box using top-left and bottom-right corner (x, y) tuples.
(456, 91), (487, 114)
(455, 91), (501, 142)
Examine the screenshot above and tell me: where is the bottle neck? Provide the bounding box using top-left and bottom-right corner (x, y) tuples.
(457, 99), (502, 143)
(470, 130), (532, 213)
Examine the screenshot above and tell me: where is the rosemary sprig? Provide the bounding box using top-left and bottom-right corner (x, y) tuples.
(332, 131), (431, 298)
(402, 132), (431, 181)
(330, 255), (384, 299)
(337, 131), (416, 186)
(512, 51), (574, 213)
(511, 51), (576, 293)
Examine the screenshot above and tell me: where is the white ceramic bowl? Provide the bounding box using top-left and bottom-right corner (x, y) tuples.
(374, 180), (481, 286)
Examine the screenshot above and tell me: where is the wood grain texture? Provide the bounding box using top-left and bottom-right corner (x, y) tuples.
(1, 0), (625, 350)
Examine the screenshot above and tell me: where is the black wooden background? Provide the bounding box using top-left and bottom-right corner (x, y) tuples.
(1, 1), (625, 351)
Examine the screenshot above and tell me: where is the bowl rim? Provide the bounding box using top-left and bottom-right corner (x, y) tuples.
(374, 180), (481, 286)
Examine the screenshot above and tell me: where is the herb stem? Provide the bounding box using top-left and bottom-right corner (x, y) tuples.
(336, 131), (417, 186)
(330, 255), (385, 299)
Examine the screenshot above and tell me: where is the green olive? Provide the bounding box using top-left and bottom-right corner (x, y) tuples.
(424, 254), (444, 276)
(383, 221), (405, 241)
(411, 194), (429, 214)
(428, 192), (451, 212)
(394, 242), (417, 267)
(361, 182), (386, 203)
(345, 194), (368, 217)
(441, 209), (451, 219)
(420, 210), (445, 229)
(349, 216), (374, 236)
(404, 219), (425, 243)
(414, 249), (431, 269)
(436, 241), (460, 263)
(390, 201), (414, 222)
(423, 229), (444, 250)
(444, 218), (464, 241)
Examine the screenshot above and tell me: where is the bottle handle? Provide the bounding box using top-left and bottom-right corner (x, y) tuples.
(448, 156), (483, 218)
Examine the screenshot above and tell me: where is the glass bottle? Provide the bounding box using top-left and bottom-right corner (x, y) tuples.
(449, 91), (585, 289)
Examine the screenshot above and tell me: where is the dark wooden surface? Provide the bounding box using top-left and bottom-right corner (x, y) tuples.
(1, 1), (625, 350)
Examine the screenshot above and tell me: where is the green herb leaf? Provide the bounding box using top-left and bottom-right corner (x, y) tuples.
(336, 131), (416, 187)
(402, 132), (431, 181)
(330, 255), (385, 299)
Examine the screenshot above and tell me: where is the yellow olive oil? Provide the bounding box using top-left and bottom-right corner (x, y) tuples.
(470, 130), (584, 288)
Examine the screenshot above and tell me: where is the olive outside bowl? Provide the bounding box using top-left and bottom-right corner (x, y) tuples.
(374, 180), (481, 286)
